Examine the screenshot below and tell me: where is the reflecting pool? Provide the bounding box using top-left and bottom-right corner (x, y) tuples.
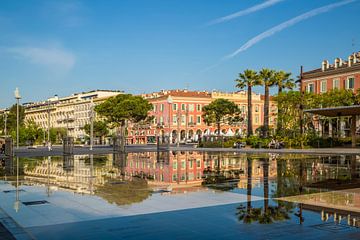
(0, 152), (359, 239)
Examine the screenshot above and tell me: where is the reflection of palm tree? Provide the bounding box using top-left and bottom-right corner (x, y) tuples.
(237, 157), (290, 224)
(236, 157), (256, 223)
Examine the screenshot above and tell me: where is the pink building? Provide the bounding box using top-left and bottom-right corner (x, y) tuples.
(127, 89), (277, 144)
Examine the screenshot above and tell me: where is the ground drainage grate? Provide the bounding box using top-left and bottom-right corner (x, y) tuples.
(22, 200), (49, 206)
(3, 189), (25, 193)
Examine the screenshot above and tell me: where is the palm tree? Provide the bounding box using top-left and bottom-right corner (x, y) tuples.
(237, 157), (256, 223)
(259, 69), (275, 138)
(235, 70), (261, 137)
(273, 71), (294, 132)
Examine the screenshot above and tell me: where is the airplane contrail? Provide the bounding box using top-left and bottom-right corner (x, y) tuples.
(208, 0), (284, 26)
(224, 0), (356, 60)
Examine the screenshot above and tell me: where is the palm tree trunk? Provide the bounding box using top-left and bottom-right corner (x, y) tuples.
(263, 158), (269, 213)
(264, 85), (270, 137)
(247, 86), (253, 137)
(277, 86), (282, 133)
(247, 157), (252, 212)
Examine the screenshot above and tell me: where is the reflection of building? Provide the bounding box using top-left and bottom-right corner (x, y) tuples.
(127, 90), (277, 144)
(124, 151), (205, 188)
(23, 155), (119, 194)
(24, 90), (122, 140)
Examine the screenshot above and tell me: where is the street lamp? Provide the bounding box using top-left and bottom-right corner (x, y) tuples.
(47, 100), (52, 151)
(14, 88), (21, 149)
(166, 96), (173, 145)
(89, 99), (94, 151)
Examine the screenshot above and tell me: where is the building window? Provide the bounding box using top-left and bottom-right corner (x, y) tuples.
(320, 80), (327, 93)
(173, 115), (177, 124)
(173, 103), (177, 111)
(189, 115), (194, 124)
(255, 105), (259, 112)
(196, 159), (201, 168)
(333, 79), (340, 89)
(181, 173), (186, 181)
(307, 83), (315, 93)
(181, 160), (186, 169)
(188, 104), (194, 112)
(160, 104), (164, 111)
(197, 116), (201, 124)
(172, 174), (177, 181)
(189, 160), (193, 168)
(241, 106), (246, 113)
(196, 104), (202, 111)
(173, 161), (177, 170)
(255, 115), (259, 124)
(181, 115), (186, 124)
(181, 104), (186, 111)
(346, 77), (355, 89)
(159, 116), (163, 124)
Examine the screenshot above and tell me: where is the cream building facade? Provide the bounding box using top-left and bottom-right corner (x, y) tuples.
(24, 90), (122, 140)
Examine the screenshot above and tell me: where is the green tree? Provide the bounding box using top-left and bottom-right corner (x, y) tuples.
(202, 98), (242, 136)
(235, 69), (262, 137)
(272, 71), (294, 132)
(259, 68), (275, 137)
(2, 104), (25, 135)
(95, 94), (152, 149)
(320, 89), (356, 107)
(49, 127), (67, 143)
(84, 121), (109, 144)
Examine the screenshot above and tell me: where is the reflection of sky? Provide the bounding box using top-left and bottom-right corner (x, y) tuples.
(0, 181), (262, 228)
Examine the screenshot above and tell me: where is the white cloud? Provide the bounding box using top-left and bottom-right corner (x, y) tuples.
(7, 46), (76, 71)
(224, 0), (356, 59)
(208, 0), (284, 26)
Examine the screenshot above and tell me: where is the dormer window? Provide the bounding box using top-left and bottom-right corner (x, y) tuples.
(321, 60), (329, 71)
(334, 58), (343, 68)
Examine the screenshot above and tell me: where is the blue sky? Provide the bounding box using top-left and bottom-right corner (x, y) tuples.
(0, 0), (359, 108)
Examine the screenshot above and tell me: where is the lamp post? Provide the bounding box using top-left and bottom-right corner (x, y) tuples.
(14, 88), (21, 149)
(14, 156), (20, 212)
(166, 96), (173, 145)
(47, 100), (52, 151)
(90, 99), (94, 151)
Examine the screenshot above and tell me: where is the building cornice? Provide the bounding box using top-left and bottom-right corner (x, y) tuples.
(303, 63), (360, 80)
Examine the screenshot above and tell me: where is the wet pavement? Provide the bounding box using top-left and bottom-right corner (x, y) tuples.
(0, 152), (359, 239)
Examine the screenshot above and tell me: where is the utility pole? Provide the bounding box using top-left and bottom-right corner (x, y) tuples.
(299, 66), (304, 137)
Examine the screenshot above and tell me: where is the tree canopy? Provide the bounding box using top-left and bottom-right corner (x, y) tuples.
(95, 94), (152, 127)
(0, 104), (25, 135)
(84, 121), (109, 138)
(202, 98), (242, 135)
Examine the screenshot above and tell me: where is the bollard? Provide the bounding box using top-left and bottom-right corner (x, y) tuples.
(5, 138), (13, 157)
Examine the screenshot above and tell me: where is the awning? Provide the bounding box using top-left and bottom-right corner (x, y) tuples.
(304, 105), (360, 117)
